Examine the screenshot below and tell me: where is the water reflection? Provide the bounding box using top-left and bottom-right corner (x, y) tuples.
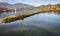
(0, 11), (60, 36)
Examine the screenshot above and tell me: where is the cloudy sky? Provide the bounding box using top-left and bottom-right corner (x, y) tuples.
(0, 0), (60, 6)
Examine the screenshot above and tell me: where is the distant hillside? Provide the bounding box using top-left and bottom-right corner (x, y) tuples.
(35, 4), (52, 9)
(40, 4), (60, 12)
(0, 2), (34, 9)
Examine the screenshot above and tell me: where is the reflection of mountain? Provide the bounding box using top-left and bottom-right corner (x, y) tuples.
(0, 2), (33, 9)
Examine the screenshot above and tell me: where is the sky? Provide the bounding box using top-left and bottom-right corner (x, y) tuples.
(0, 0), (60, 6)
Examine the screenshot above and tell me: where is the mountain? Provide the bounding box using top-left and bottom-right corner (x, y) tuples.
(37, 4), (52, 8)
(0, 2), (9, 8)
(39, 4), (60, 12)
(13, 3), (34, 8)
(0, 2), (34, 9)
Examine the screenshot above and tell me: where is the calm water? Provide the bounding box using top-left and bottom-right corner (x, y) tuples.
(0, 11), (60, 36)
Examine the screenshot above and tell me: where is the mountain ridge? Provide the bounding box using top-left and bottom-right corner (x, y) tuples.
(0, 2), (34, 9)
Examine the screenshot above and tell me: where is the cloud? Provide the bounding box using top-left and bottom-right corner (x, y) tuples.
(0, 0), (60, 6)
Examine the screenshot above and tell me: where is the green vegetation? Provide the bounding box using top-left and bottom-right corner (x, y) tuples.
(41, 4), (60, 12)
(2, 12), (43, 23)
(2, 15), (24, 23)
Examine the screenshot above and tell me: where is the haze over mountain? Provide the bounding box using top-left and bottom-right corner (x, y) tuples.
(36, 4), (52, 9)
(0, 2), (34, 9)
